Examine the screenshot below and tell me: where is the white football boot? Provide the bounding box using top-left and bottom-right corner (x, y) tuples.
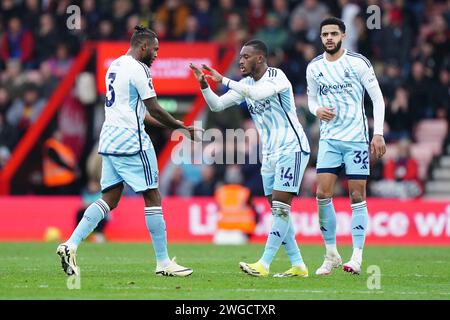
(315, 253), (342, 276)
(56, 243), (79, 276)
(155, 257), (193, 277)
(343, 259), (362, 275)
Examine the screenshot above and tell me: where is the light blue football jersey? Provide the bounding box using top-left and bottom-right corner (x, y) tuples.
(98, 55), (156, 155)
(306, 49), (379, 143)
(226, 67), (311, 156)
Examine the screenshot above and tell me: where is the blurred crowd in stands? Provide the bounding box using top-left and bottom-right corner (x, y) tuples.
(0, 0), (449, 199)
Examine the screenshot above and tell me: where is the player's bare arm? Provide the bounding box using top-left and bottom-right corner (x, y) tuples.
(144, 98), (203, 140)
(144, 112), (166, 127)
(144, 112), (185, 128)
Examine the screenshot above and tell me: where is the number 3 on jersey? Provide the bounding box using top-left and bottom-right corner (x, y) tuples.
(105, 72), (116, 107)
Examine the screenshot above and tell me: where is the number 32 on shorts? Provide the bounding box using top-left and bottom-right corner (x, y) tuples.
(353, 150), (368, 164)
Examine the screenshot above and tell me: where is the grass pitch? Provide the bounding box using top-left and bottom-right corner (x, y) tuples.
(1, 243), (449, 300)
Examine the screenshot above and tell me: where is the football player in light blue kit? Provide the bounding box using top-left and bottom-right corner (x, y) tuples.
(190, 40), (311, 277)
(307, 17), (386, 275)
(57, 26), (200, 277)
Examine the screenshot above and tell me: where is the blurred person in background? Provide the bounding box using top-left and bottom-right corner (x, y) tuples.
(42, 130), (78, 195)
(193, 165), (216, 196)
(212, 0), (244, 37)
(125, 14), (141, 40)
(379, 60), (403, 101)
(37, 61), (59, 98)
(82, 0), (102, 36)
(424, 14), (450, 73)
(0, 16), (35, 69)
(432, 67), (450, 120)
(339, 0), (360, 52)
(247, 0), (267, 34)
(137, 0), (155, 29)
(95, 18), (116, 41)
(254, 12), (288, 55)
(215, 12), (249, 54)
(0, 111), (19, 161)
(34, 13), (59, 65)
(376, 2), (413, 68)
(407, 60), (435, 120)
(112, 0), (134, 39)
(46, 43), (74, 79)
(0, 0), (20, 23)
(0, 145), (11, 169)
(167, 166), (193, 196)
(6, 82), (45, 137)
(0, 59), (26, 100)
(290, 0), (329, 44)
(192, 0), (212, 40)
(385, 85), (414, 142)
(271, 0), (290, 29)
(22, 0), (41, 32)
(0, 86), (12, 115)
(179, 15), (203, 42)
(371, 138), (422, 199)
(156, 0), (190, 40)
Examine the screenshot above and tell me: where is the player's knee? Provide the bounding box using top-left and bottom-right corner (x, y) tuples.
(316, 189), (333, 200)
(105, 199), (119, 210)
(143, 189), (161, 206)
(350, 190), (365, 203)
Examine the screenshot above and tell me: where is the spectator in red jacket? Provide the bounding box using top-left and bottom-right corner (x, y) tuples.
(383, 139), (420, 183)
(371, 139), (422, 199)
(0, 16), (35, 68)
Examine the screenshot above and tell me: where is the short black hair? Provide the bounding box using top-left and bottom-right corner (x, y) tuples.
(244, 39), (268, 58)
(130, 25), (157, 47)
(320, 17), (346, 34)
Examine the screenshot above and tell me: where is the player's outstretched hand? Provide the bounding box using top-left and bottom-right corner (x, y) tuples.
(184, 125), (204, 142)
(189, 63), (205, 82)
(316, 107), (336, 122)
(371, 134), (386, 159)
(202, 64), (223, 83)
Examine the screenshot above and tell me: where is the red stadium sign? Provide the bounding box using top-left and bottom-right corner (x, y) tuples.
(96, 42), (218, 95)
(0, 197), (449, 245)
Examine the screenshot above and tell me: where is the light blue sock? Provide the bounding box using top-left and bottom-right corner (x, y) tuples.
(282, 213), (304, 266)
(68, 199), (110, 247)
(145, 207), (170, 265)
(317, 198), (336, 245)
(351, 201), (368, 249)
(260, 201), (291, 269)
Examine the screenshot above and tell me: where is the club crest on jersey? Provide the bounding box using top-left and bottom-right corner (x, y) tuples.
(344, 68), (350, 77)
(248, 99), (271, 115)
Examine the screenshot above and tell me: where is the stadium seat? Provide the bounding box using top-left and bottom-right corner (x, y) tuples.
(411, 143), (435, 180)
(415, 119), (448, 145)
